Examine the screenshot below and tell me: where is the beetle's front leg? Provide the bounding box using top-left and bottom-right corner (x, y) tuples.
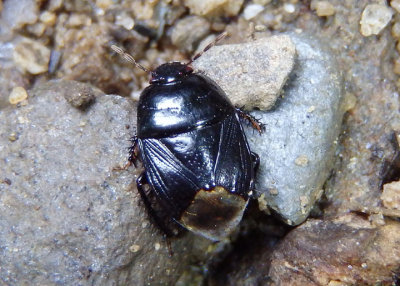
(235, 107), (265, 134)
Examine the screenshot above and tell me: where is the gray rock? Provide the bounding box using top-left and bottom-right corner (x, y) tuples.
(247, 33), (344, 225)
(193, 35), (296, 110)
(0, 80), (211, 285)
(193, 33), (343, 225)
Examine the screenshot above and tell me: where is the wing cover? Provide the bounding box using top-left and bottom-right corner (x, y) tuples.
(214, 114), (253, 197)
(139, 113), (254, 217)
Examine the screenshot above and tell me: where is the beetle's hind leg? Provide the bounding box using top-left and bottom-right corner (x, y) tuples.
(235, 108), (265, 134)
(136, 173), (177, 238)
(128, 135), (140, 167)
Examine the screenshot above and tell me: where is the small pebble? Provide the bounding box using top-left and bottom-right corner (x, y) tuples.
(243, 4), (264, 20)
(257, 194), (269, 212)
(9, 86), (28, 104)
(13, 38), (50, 74)
(391, 0), (400, 14)
(63, 86), (95, 109)
(312, 1), (335, 17)
(184, 0), (244, 17)
(254, 24), (267, 31)
(129, 244), (141, 253)
(26, 23), (46, 37)
(392, 22), (400, 39)
(131, 1), (155, 20)
(361, 263), (368, 269)
(253, 0), (271, 4)
(307, 105), (316, 113)
(295, 155), (309, 166)
(328, 281), (345, 286)
(393, 58), (400, 75)
(360, 4), (393, 37)
(66, 14), (92, 28)
(40, 11), (56, 26)
(115, 13), (135, 30)
(8, 132), (18, 142)
(269, 188), (279, 195)
(283, 3), (296, 14)
(154, 242), (161, 251)
(381, 181), (400, 210)
(96, 0), (113, 10)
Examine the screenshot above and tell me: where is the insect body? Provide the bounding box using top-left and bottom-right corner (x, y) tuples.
(113, 37), (260, 241)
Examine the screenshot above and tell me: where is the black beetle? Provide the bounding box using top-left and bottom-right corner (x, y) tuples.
(112, 35), (261, 241)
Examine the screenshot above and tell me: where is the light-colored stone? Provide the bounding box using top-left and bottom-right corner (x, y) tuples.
(243, 4), (264, 20)
(360, 4), (393, 37)
(9, 86), (28, 104)
(391, 0), (400, 14)
(115, 13), (134, 30)
(184, 0), (244, 17)
(382, 181), (400, 210)
(312, 1), (336, 17)
(96, 0), (114, 10)
(193, 35), (296, 110)
(13, 38), (50, 74)
(40, 11), (57, 26)
(283, 3), (296, 14)
(391, 21), (400, 39)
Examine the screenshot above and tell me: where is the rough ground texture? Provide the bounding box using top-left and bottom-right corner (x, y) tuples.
(1, 0), (400, 285)
(0, 81), (213, 285)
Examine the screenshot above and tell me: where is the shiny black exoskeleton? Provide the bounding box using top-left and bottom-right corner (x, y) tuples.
(131, 62), (260, 241)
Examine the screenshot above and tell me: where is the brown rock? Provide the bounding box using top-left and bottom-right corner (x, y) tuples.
(268, 215), (400, 285)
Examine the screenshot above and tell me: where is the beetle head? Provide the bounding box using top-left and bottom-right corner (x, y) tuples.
(150, 62), (193, 84)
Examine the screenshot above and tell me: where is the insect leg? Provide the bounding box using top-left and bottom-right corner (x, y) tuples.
(136, 173), (175, 237)
(128, 135), (140, 167)
(235, 108), (265, 134)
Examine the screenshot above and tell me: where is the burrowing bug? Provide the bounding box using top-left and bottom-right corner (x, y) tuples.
(112, 33), (261, 241)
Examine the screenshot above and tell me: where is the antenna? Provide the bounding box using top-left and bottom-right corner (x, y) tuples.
(187, 31), (228, 65)
(110, 44), (151, 73)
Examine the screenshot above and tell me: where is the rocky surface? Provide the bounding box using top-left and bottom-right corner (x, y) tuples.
(0, 80), (213, 285)
(248, 33), (344, 225)
(1, 0), (400, 285)
(194, 33), (343, 225)
(210, 213), (400, 285)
